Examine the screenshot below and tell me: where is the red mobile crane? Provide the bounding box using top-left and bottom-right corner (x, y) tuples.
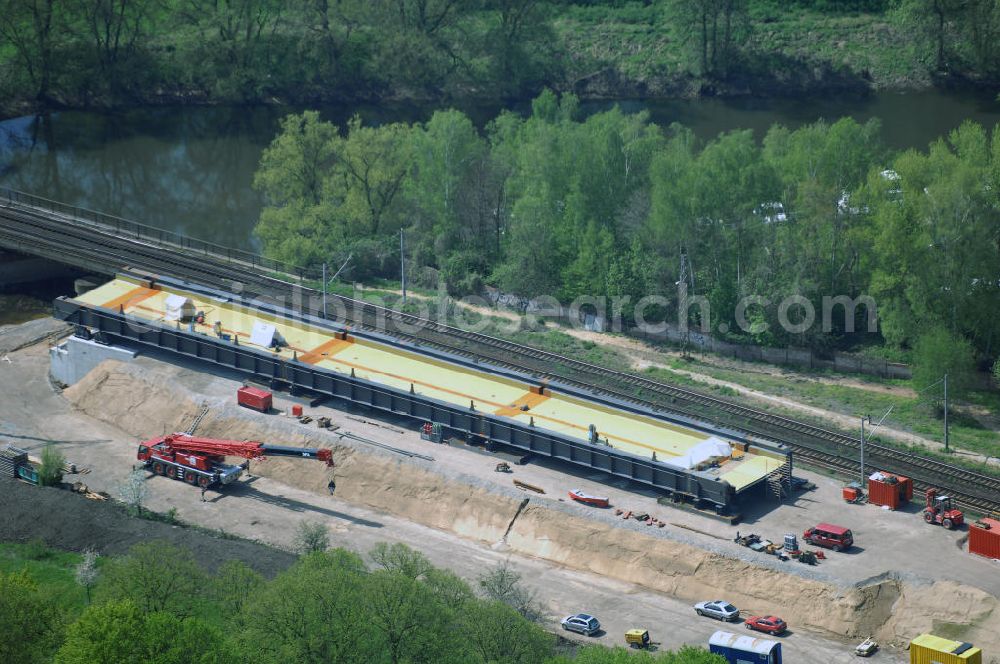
(923, 488), (964, 530)
(137, 434), (334, 490)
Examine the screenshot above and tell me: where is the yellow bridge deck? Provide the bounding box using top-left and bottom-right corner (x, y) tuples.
(77, 277), (784, 491)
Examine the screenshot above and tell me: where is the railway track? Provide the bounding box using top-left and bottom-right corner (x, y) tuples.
(3, 194), (999, 514)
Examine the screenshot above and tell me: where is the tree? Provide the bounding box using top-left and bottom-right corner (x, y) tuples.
(0, 571), (62, 664)
(255, 111), (338, 207)
(293, 521), (330, 555)
(460, 600), (553, 664)
(254, 113), (414, 270)
(75, 0), (157, 97)
(179, 0), (286, 100)
(545, 645), (725, 663)
(75, 548), (100, 604)
(235, 549), (376, 663)
(38, 444), (65, 486)
(369, 542), (432, 578)
(100, 541), (207, 617)
(333, 116), (413, 237)
(116, 468), (148, 515)
(477, 561), (541, 622)
(56, 600), (234, 664)
(406, 109), (486, 261)
(55, 600), (145, 664)
(669, 0), (750, 78)
(483, 0), (555, 96)
(364, 570), (460, 664)
(912, 326), (977, 399)
(0, 0), (59, 101)
(211, 559), (263, 618)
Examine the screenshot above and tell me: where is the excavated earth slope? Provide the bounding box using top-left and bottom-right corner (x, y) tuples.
(65, 360), (1000, 656)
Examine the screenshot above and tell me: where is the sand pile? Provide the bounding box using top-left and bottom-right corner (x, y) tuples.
(64, 359), (1000, 657)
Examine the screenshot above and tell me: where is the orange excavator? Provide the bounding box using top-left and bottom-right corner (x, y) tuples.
(923, 488), (964, 530)
(137, 433), (333, 490)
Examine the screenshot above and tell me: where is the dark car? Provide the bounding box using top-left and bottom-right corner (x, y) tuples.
(745, 615), (787, 635)
(560, 613), (601, 636)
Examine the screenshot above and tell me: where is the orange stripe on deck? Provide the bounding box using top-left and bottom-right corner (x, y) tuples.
(101, 287), (160, 312)
(298, 338), (353, 364)
(494, 391), (550, 417)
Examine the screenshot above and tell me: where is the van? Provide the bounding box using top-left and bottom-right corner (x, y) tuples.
(803, 523), (853, 551)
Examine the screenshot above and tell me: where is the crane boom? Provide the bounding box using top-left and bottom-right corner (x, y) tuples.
(136, 433), (334, 490)
(145, 434), (333, 465)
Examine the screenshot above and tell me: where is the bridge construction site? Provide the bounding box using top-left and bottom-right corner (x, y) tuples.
(61, 272), (792, 513)
(4, 188), (1000, 662)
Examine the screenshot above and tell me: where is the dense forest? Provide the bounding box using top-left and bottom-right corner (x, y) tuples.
(3, 539), (724, 664)
(253, 93), (1000, 383)
(3, 1), (1000, 115)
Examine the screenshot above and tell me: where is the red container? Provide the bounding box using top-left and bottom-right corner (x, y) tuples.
(291, 404), (303, 417)
(969, 518), (1000, 560)
(867, 472), (911, 510)
(843, 487), (859, 502)
(237, 386), (272, 413)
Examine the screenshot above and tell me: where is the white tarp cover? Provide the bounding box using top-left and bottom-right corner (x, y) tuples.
(164, 294), (193, 321)
(249, 321), (276, 347)
(660, 436), (732, 470)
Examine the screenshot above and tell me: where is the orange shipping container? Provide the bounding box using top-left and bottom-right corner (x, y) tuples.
(843, 487), (859, 502)
(868, 472), (912, 510)
(969, 518), (1000, 560)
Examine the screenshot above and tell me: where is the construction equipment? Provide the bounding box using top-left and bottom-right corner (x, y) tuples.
(137, 434), (334, 490)
(625, 629), (650, 649)
(923, 488), (964, 530)
(495, 461), (511, 473)
(2, 445), (39, 484)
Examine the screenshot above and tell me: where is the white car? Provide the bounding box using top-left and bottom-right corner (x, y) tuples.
(560, 613), (601, 636)
(694, 600), (740, 622)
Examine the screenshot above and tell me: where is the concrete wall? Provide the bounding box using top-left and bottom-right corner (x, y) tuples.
(49, 336), (136, 387)
(0, 251), (80, 287)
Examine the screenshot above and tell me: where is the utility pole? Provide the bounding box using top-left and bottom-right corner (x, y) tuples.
(860, 415), (867, 489)
(943, 373), (949, 452)
(400, 229), (407, 304)
(322, 262), (327, 319)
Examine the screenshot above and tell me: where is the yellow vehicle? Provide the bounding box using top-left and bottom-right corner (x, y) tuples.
(626, 629), (650, 649)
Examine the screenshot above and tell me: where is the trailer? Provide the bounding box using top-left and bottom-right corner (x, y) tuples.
(137, 434), (334, 490)
(709, 630), (782, 664)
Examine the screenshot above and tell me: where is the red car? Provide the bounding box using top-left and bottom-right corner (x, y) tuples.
(744, 615), (787, 635)
(803, 522), (853, 552)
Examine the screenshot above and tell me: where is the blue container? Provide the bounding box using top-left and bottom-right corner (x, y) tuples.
(709, 630), (782, 664)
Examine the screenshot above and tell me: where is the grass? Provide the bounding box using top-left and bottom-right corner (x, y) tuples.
(650, 355), (1000, 460)
(551, 1), (927, 92)
(0, 541), (91, 614)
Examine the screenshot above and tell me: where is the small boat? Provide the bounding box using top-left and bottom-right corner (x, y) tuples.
(569, 489), (610, 508)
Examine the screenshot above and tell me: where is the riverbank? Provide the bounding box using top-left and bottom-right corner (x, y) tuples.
(2, 2), (997, 122)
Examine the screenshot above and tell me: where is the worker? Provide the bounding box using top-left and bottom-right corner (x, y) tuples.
(327, 479), (336, 495)
(201, 486), (207, 502)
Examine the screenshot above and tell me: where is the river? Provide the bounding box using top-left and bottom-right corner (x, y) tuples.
(1, 90), (999, 251)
